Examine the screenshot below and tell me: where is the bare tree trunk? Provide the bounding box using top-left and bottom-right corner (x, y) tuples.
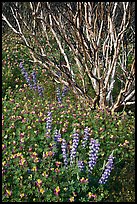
(2, 2), (135, 113)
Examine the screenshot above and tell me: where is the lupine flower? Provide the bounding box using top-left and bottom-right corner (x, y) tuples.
(70, 132), (79, 165)
(62, 85), (69, 97)
(78, 160), (84, 171)
(52, 129), (62, 156)
(37, 85), (44, 97)
(61, 139), (68, 166)
(56, 86), (62, 103)
(19, 62), (33, 89)
(99, 154), (114, 184)
(32, 71), (37, 91)
(88, 139), (100, 172)
(45, 111), (52, 137)
(82, 127), (89, 148)
(54, 129), (62, 142)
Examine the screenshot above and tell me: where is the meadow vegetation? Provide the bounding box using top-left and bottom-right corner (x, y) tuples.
(2, 33), (135, 202)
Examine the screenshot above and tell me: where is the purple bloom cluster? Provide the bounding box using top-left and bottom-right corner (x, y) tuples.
(82, 127), (89, 148)
(45, 111), (52, 136)
(62, 85), (69, 97)
(99, 154), (114, 184)
(37, 85), (44, 97)
(19, 63), (44, 97)
(19, 62), (33, 89)
(88, 139), (100, 172)
(70, 132), (79, 165)
(78, 160), (84, 171)
(61, 139), (68, 166)
(32, 71), (37, 91)
(54, 129), (62, 142)
(56, 86), (62, 103)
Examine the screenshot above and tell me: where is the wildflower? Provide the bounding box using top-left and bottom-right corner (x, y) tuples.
(54, 129), (62, 142)
(64, 187), (67, 191)
(19, 157), (26, 166)
(73, 192), (77, 197)
(54, 186), (60, 196)
(82, 127), (89, 148)
(33, 157), (39, 163)
(69, 196), (75, 202)
(36, 179), (42, 187)
(42, 171), (48, 178)
(78, 160), (84, 171)
(70, 132), (79, 165)
(88, 138), (100, 172)
(56, 86), (62, 103)
(48, 151), (54, 156)
(28, 147), (33, 152)
(40, 188), (45, 194)
(45, 111), (52, 136)
(20, 132), (25, 138)
(62, 85), (69, 97)
(123, 140), (129, 146)
(61, 139), (68, 166)
(31, 166), (37, 172)
(37, 85), (44, 97)
(20, 193), (25, 198)
(88, 192), (97, 199)
(55, 161), (62, 167)
(19, 62), (33, 89)
(99, 154), (114, 184)
(32, 71), (37, 91)
(55, 168), (60, 173)
(80, 177), (88, 183)
(2, 144), (6, 150)
(6, 189), (12, 196)
(31, 152), (38, 158)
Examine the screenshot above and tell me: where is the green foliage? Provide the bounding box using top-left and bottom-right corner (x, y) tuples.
(2, 83), (135, 202)
(2, 33), (135, 202)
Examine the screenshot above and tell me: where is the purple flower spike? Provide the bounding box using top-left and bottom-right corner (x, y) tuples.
(82, 127), (89, 148)
(38, 85), (44, 97)
(70, 132), (79, 165)
(99, 154), (114, 184)
(56, 87), (62, 103)
(19, 62), (33, 89)
(32, 71), (37, 91)
(61, 139), (68, 166)
(78, 160), (84, 171)
(54, 129), (62, 142)
(45, 111), (52, 136)
(88, 139), (100, 172)
(62, 85), (69, 97)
